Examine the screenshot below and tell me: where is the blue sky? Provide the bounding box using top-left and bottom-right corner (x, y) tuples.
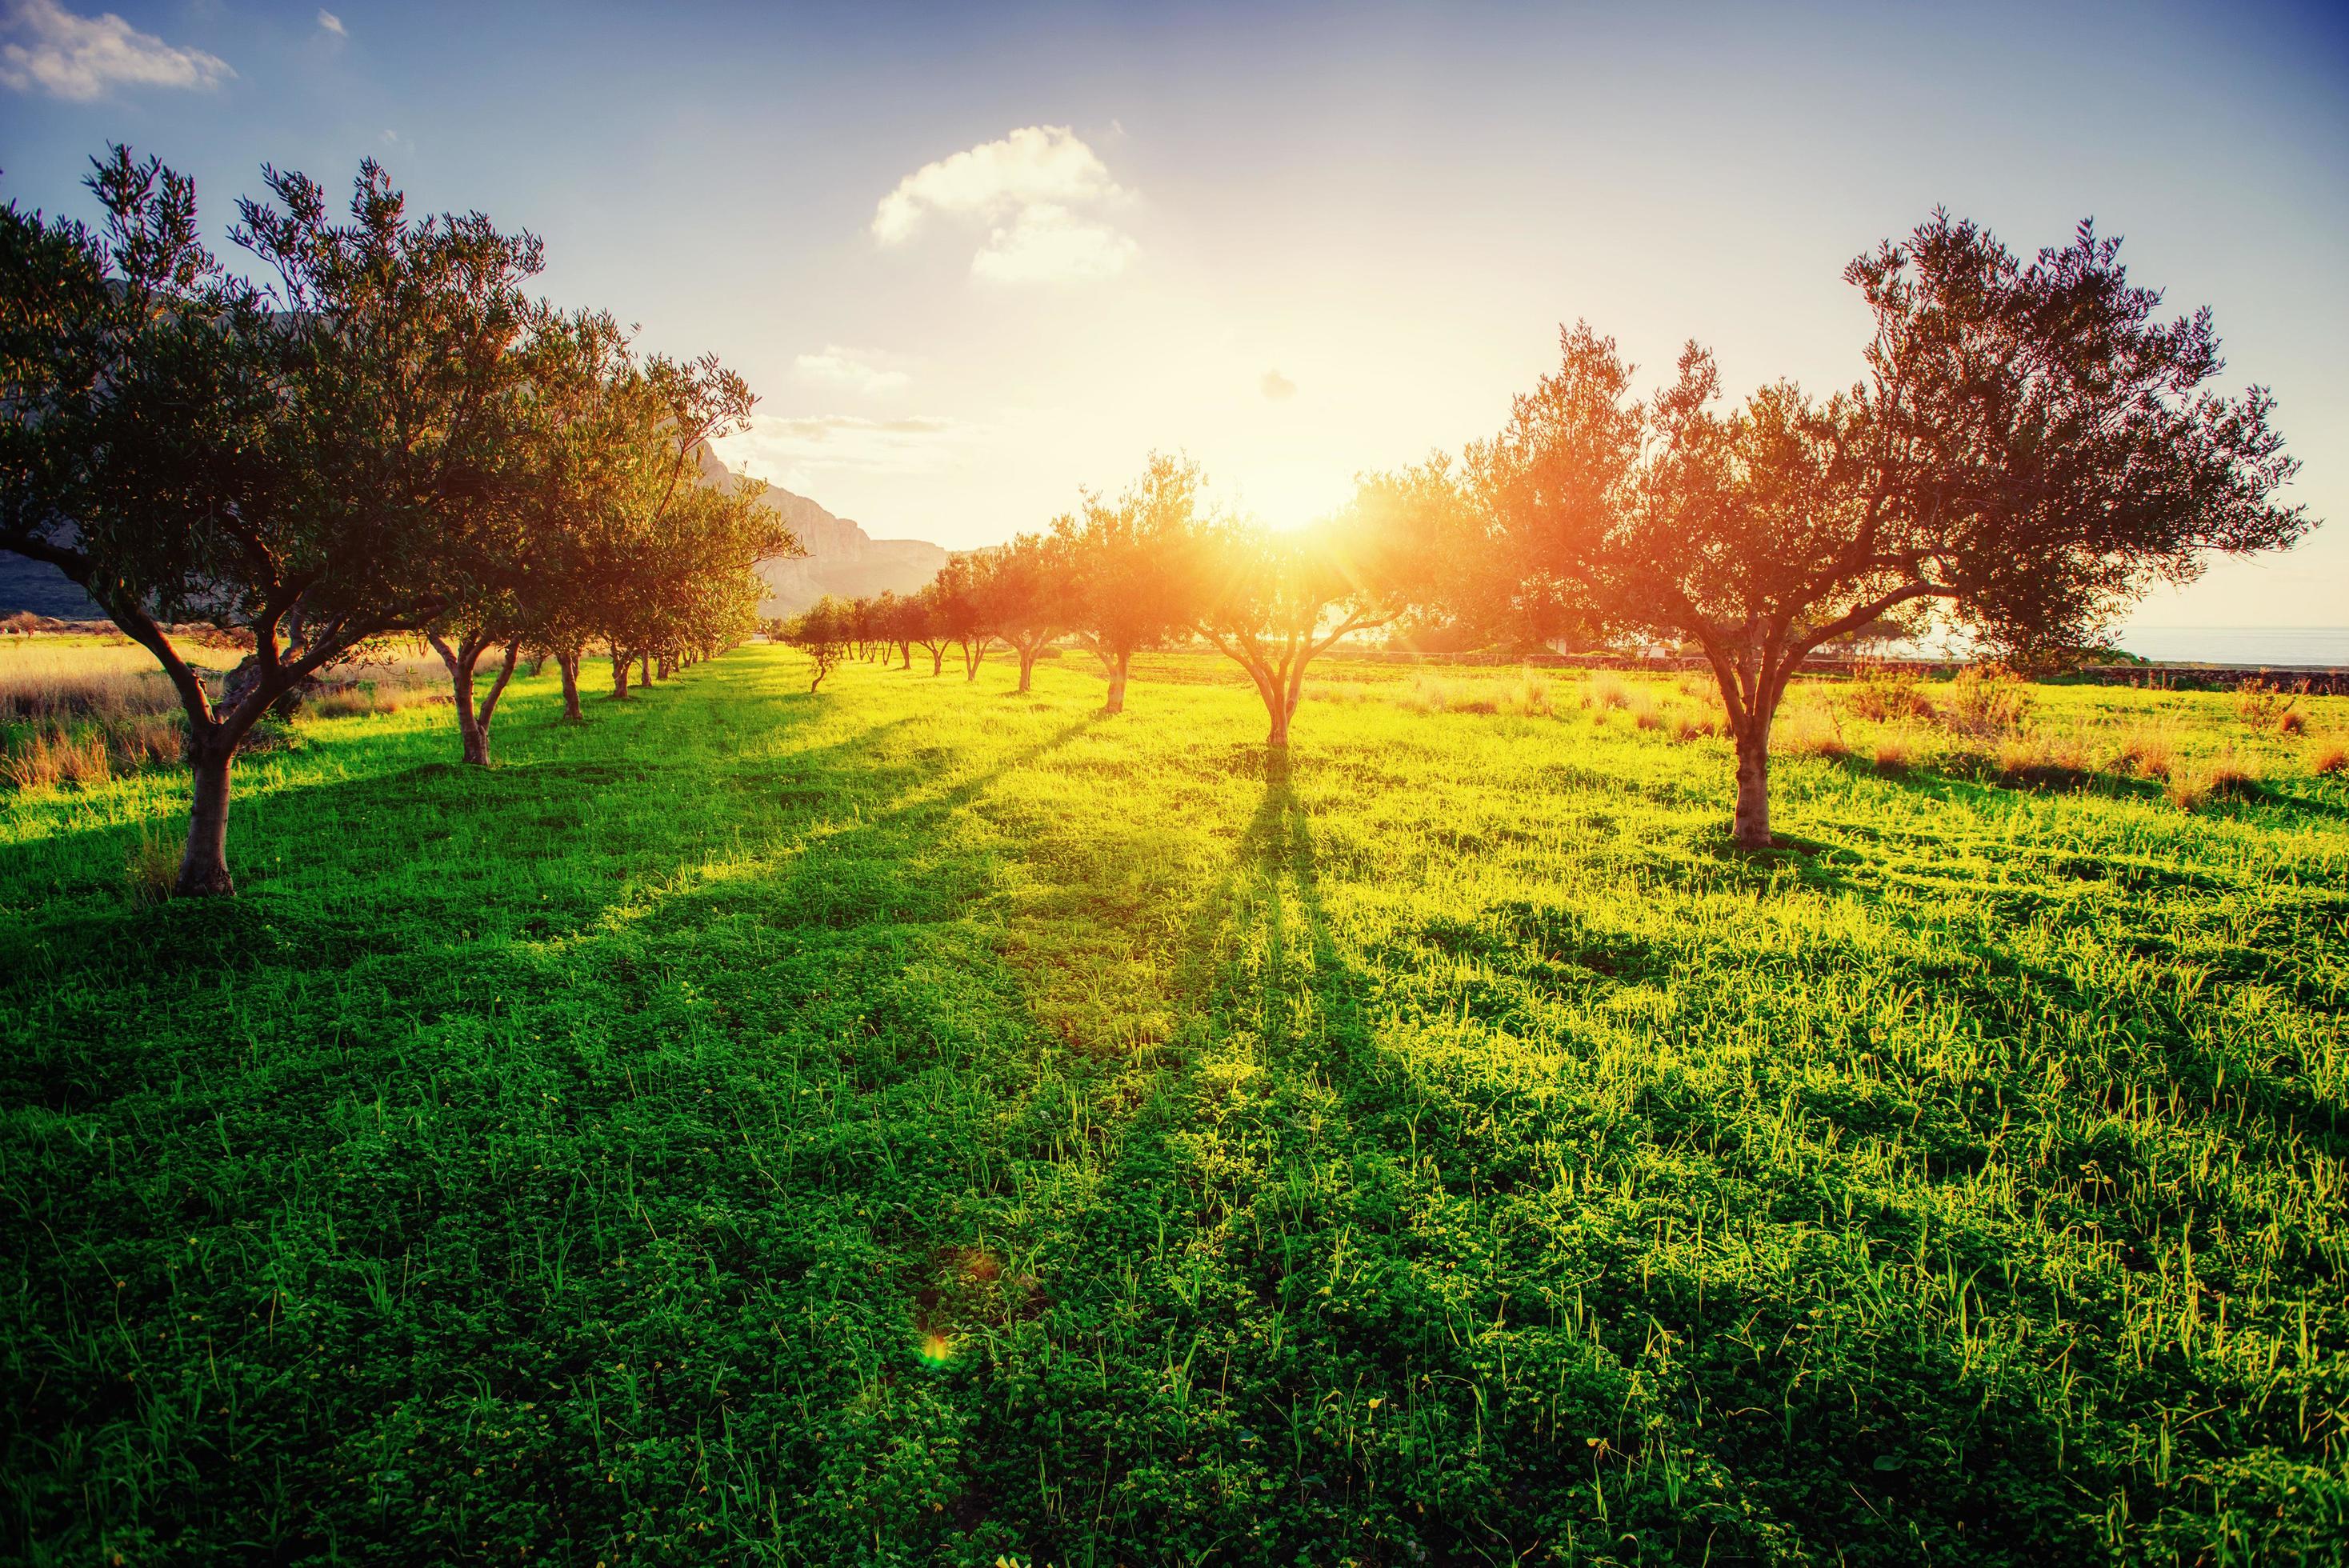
(4, 0), (2344, 628)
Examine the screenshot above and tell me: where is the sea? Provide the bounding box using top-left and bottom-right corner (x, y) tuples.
(2111, 626), (2349, 667)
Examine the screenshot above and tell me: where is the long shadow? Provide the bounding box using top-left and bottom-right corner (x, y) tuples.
(0, 670), (1123, 1563)
(1164, 755), (2110, 1563)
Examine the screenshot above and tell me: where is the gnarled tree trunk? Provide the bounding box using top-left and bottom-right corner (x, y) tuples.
(470, 642), (520, 765)
(177, 734), (237, 897)
(558, 650), (582, 721)
(611, 648), (632, 700)
(429, 634), (521, 766)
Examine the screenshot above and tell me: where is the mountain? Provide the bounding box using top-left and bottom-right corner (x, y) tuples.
(698, 446), (948, 616)
(0, 459), (949, 622)
(0, 555), (100, 619)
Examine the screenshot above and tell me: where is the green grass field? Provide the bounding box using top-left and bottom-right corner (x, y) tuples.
(4, 646), (2346, 1566)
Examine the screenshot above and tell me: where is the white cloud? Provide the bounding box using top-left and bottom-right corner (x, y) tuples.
(872, 125), (1136, 285)
(718, 413), (982, 479)
(1259, 369), (1298, 402)
(794, 345), (913, 395)
(971, 204), (1137, 285)
(316, 9), (344, 36)
(0, 0), (232, 99)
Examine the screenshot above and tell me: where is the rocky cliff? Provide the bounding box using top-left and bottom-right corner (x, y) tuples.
(698, 446), (947, 616)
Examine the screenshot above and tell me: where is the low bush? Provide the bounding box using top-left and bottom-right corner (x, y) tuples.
(1946, 662), (2033, 738)
(1843, 663), (1937, 722)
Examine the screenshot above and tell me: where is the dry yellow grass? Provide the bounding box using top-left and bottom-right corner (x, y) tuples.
(1, 634), (448, 794)
(123, 822), (179, 905)
(1672, 714), (1719, 742)
(2109, 726), (2175, 781)
(2, 729), (110, 792)
(1775, 714), (1850, 759)
(2168, 754), (2263, 811)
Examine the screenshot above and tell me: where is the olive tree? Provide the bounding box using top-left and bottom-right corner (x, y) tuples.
(1474, 214), (2307, 848)
(927, 554), (994, 679)
(1053, 452), (1199, 714)
(1188, 466), (1447, 746)
(1, 149), (540, 893)
(973, 530), (1069, 694)
(782, 597), (851, 690)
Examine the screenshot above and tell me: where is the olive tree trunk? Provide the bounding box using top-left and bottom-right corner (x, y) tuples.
(177, 734), (237, 897)
(610, 647), (632, 700)
(1731, 714), (1772, 850)
(1103, 650), (1130, 714)
(558, 650), (582, 721)
(429, 634), (522, 766)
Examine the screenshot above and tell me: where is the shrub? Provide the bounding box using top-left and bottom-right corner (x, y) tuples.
(1397, 674), (1453, 714)
(1946, 662), (2033, 738)
(2277, 710), (2306, 737)
(1844, 664), (1936, 722)
(2314, 742), (2347, 777)
(237, 714), (302, 756)
(2, 737), (57, 791)
(1872, 735), (1915, 771)
(2233, 677), (2281, 726)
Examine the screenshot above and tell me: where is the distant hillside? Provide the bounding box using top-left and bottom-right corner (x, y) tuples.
(0, 462), (948, 622)
(699, 446), (947, 616)
(0, 556), (102, 619)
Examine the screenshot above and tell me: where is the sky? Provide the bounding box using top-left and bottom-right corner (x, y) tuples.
(3, 0), (2345, 631)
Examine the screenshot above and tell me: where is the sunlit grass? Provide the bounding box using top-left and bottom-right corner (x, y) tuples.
(2, 644), (2344, 1565)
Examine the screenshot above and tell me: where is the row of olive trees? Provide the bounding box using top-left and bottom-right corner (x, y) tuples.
(790, 210), (2306, 849)
(781, 450), (1433, 744)
(1, 147), (794, 893)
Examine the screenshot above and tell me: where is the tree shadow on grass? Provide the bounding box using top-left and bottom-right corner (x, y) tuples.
(0, 692), (1119, 1566)
(1161, 756), (2107, 1565)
